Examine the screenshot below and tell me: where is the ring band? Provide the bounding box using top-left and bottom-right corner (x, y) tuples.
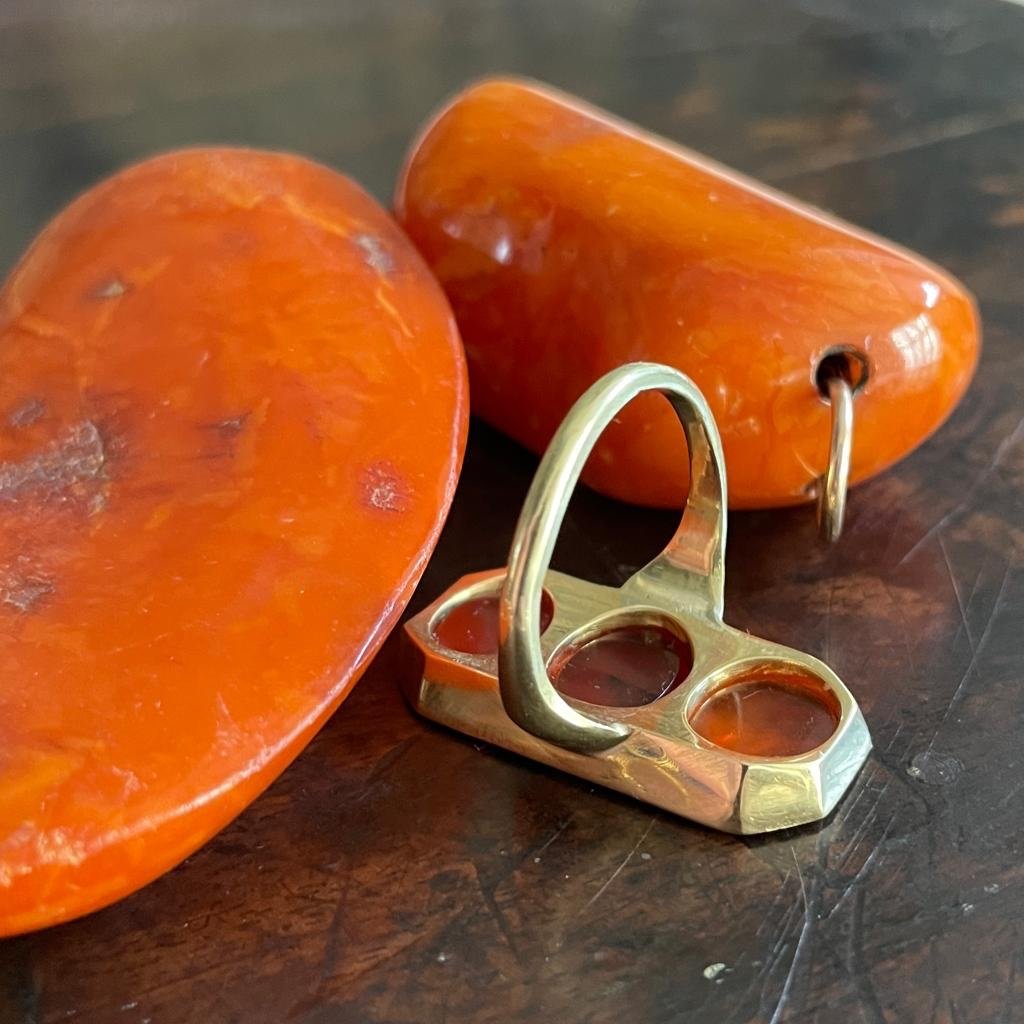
(498, 362), (727, 755)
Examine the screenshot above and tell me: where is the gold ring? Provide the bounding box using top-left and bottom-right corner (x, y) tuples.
(816, 374), (854, 543)
(498, 362), (727, 754)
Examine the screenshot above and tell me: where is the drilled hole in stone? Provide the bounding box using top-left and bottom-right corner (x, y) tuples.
(690, 666), (840, 757)
(551, 624), (693, 708)
(814, 346), (869, 398)
(432, 590), (555, 656)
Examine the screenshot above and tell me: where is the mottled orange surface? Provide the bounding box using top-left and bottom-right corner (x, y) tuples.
(0, 148), (467, 934)
(396, 78), (980, 508)
(690, 672), (841, 758)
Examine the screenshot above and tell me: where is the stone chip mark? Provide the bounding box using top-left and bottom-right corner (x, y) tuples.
(0, 420), (106, 501)
(2, 575), (54, 613)
(1, 553), (55, 613)
(360, 461), (411, 513)
(355, 233), (396, 275)
(196, 412), (252, 461)
(207, 412), (250, 437)
(8, 398), (46, 428)
(91, 277), (129, 299)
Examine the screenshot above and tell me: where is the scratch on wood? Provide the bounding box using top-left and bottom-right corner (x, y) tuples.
(531, 815), (574, 862)
(768, 107), (1024, 182)
(580, 817), (655, 915)
(898, 416), (1023, 566)
(767, 848), (812, 1024)
(835, 779), (893, 872)
(846, 885), (887, 1024)
(938, 534), (975, 653)
(923, 559), (1014, 753)
(472, 865), (526, 968)
(827, 811), (897, 921)
(755, 870), (795, 941)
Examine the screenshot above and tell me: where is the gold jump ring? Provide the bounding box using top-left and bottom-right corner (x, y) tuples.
(816, 375), (854, 543)
(498, 362), (727, 754)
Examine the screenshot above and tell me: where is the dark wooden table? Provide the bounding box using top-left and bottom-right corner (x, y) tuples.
(2, 1), (1023, 1021)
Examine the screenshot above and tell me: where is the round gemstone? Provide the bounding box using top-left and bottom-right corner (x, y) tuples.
(552, 625), (692, 707)
(433, 591), (554, 655)
(690, 672), (839, 757)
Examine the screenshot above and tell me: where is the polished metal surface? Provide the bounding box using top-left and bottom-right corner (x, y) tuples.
(499, 363), (725, 754)
(816, 374), (854, 543)
(403, 362), (872, 834)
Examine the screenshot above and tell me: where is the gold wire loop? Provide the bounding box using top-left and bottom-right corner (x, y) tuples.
(498, 362), (727, 755)
(816, 375), (854, 543)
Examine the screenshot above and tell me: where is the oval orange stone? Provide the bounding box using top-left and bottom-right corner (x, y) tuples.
(0, 148), (467, 934)
(552, 625), (692, 707)
(690, 672), (840, 757)
(432, 591), (554, 655)
(396, 78), (980, 508)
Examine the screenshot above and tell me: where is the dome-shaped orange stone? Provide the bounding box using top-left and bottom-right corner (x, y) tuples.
(396, 78), (980, 508)
(0, 149), (467, 935)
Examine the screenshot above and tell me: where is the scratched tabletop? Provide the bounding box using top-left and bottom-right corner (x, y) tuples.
(2, 0), (1023, 1021)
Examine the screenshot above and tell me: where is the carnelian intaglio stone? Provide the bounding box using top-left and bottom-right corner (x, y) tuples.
(552, 625), (692, 707)
(0, 148), (467, 935)
(396, 78), (980, 509)
(690, 669), (840, 757)
(432, 591), (555, 655)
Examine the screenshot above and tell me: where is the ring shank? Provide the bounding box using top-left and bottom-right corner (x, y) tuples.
(499, 362), (728, 755)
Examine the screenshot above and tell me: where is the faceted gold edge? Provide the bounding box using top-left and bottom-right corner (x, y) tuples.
(402, 568), (872, 835)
